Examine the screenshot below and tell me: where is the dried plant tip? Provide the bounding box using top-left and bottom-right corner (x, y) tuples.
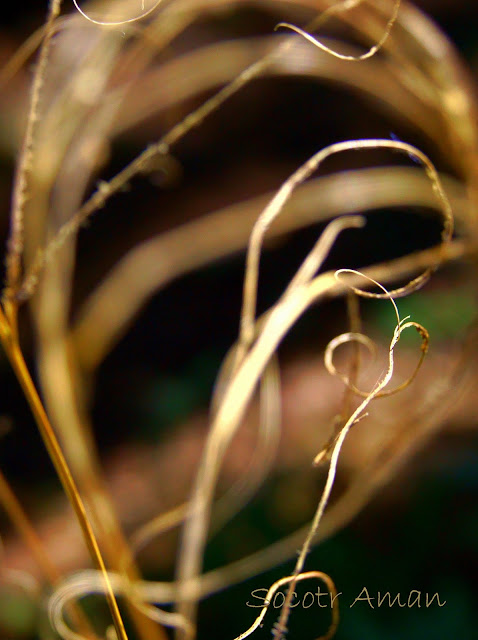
(232, 571), (338, 640)
(275, 0), (401, 62)
(325, 326), (429, 398)
(239, 138), (452, 369)
(329, 269), (430, 397)
(273, 272), (428, 640)
(4, 0), (62, 300)
(283, 216), (366, 297)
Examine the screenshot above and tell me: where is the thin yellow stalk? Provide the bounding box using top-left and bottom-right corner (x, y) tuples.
(0, 469), (60, 586)
(0, 307), (128, 640)
(0, 469), (98, 640)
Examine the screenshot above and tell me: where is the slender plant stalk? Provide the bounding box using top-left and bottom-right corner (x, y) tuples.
(0, 469), (60, 586)
(0, 468), (99, 640)
(5, 0), (62, 298)
(0, 305), (128, 640)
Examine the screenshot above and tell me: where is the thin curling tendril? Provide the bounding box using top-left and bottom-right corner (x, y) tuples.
(325, 271), (430, 398)
(272, 271), (428, 640)
(72, 0), (163, 26)
(232, 571), (339, 640)
(17, 1), (406, 302)
(240, 138), (453, 370)
(276, 0), (401, 61)
(49, 571), (192, 640)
